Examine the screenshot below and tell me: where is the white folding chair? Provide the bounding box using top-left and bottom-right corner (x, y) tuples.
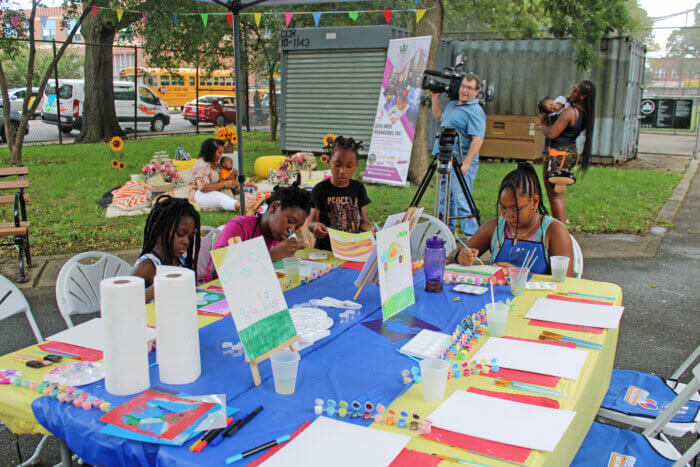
(410, 213), (457, 260)
(597, 345), (700, 438)
(0, 274), (52, 466)
(55, 251), (131, 328)
(197, 225), (222, 280)
(569, 234), (584, 278)
(574, 364), (700, 466)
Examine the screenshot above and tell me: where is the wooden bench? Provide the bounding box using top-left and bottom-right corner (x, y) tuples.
(0, 166), (31, 282)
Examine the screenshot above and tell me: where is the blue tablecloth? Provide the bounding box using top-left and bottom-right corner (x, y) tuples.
(32, 268), (512, 466)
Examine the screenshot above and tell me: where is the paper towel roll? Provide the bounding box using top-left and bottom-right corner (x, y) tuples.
(100, 276), (150, 396)
(155, 268), (201, 384)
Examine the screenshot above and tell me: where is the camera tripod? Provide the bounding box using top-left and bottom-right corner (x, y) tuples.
(410, 128), (481, 231)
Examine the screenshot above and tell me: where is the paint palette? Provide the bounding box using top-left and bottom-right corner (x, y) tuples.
(525, 282), (557, 290)
(399, 329), (452, 361)
(453, 284), (488, 295)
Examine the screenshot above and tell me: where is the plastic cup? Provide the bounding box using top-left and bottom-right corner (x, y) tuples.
(550, 256), (570, 283)
(508, 268), (526, 296)
(485, 302), (510, 337)
(283, 257), (300, 284)
(419, 358), (449, 403)
(270, 350), (300, 395)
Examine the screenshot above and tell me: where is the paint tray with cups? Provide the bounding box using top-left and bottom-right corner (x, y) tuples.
(44, 361), (105, 386)
(453, 284), (488, 295)
(399, 329), (453, 360)
(525, 282), (557, 290)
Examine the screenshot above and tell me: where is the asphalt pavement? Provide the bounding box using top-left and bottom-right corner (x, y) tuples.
(0, 162), (698, 465)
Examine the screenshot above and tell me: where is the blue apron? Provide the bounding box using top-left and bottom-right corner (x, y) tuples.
(491, 216), (553, 274)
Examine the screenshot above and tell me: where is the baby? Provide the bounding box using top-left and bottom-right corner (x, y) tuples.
(219, 155), (238, 198)
(538, 96), (569, 117)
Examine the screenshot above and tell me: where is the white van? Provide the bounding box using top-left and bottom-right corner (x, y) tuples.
(41, 79), (170, 134)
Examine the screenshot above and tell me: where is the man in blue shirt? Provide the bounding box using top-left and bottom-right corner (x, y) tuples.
(431, 73), (486, 235)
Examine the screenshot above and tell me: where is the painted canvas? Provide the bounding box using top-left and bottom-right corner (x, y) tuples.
(327, 229), (375, 262)
(376, 222), (414, 320)
(210, 236), (298, 361)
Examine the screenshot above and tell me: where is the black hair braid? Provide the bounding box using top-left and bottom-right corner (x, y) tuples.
(329, 135), (363, 161)
(495, 162), (549, 241)
(141, 195), (201, 276)
(266, 174), (312, 214)
(578, 80), (596, 172)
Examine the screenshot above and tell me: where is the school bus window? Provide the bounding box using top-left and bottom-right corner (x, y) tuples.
(200, 77), (206, 86)
(213, 77), (219, 86)
(226, 77), (232, 86)
(173, 75), (184, 86)
(206, 78), (213, 86)
(160, 75), (170, 86)
(189, 77), (195, 86)
(148, 75), (158, 86)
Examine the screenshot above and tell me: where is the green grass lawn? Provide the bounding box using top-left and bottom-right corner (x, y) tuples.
(0, 133), (682, 259)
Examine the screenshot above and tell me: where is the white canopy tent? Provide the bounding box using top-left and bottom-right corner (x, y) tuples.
(198, 0), (367, 211)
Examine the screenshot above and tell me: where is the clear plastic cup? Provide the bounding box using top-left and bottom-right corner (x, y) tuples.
(419, 358), (449, 402)
(270, 350), (300, 395)
(283, 257), (300, 284)
(485, 302), (510, 337)
(509, 268), (527, 296)
(550, 256), (570, 283)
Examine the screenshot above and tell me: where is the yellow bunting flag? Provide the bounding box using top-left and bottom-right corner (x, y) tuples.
(201, 13), (208, 27)
(116, 9), (124, 22)
(415, 9), (426, 24)
(254, 12), (262, 27)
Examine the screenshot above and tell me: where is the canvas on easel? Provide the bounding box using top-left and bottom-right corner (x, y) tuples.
(376, 221), (415, 320)
(211, 236), (300, 385)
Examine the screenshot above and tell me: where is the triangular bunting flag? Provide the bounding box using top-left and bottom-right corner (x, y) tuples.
(383, 10), (392, 24)
(312, 12), (322, 26)
(10, 16), (19, 29)
(415, 9), (426, 23)
(253, 12), (262, 27)
(201, 13), (208, 27)
(284, 12), (294, 27)
(173, 13), (178, 26)
(116, 9), (124, 22)
(348, 11), (358, 22)
(227, 13), (233, 27)
(92, 6), (97, 18)
(142, 12), (148, 22)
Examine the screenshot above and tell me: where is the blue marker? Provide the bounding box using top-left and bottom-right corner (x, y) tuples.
(225, 434), (291, 464)
(374, 223), (382, 231)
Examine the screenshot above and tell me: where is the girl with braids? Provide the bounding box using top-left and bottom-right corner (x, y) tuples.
(540, 80), (596, 224)
(451, 162), (574, 277)
(132, 195), (201, 302)
(204, 176), (312, 281)
(308, 135), (375, 251)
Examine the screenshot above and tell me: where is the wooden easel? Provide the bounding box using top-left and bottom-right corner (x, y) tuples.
(353, 207), (421, 301)
(227, 237), (300, 386)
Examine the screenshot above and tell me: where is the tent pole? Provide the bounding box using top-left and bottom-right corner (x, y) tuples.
(233, 10), (246, 214)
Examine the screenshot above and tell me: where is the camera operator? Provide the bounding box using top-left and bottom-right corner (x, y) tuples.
(430, 73), (486, 235)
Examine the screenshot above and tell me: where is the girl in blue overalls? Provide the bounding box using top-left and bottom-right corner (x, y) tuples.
(449, 162), (574, 277)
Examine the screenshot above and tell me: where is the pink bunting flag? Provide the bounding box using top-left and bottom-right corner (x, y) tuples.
(92, 6), (98, 18)
(284, 12), (294, 27)
(226, 13), (233, 27)
(142, 12), (148, 22)
(383, 10), (392, 24)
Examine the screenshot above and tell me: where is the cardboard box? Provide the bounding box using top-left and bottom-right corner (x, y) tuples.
(480, 115), (544, 161)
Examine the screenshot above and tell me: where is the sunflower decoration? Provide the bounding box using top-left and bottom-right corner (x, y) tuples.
(320, 154), (329, 164)
(322, 133), (335, 149)
(215, 126), (238, 152)
(111, 159), (119, 168)
(118, 162), (126, 170)
(109, 136), (123, 152)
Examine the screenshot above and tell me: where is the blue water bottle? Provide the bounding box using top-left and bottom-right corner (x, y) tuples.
(424, 236), (446, 292)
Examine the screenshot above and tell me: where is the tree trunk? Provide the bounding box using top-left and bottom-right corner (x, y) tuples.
(268, 74), (278, 141)
(407, 0), (444, 185)
(75, 9), (124, 143)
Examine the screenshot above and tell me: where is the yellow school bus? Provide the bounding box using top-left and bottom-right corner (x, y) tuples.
(119, 67), (236, 107)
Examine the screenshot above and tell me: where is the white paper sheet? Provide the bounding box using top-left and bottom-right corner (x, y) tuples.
(470, 337), (589, 380)
(260, 417), (410, 467)
(427, 391), (576, 452)
(48, 318), (156, 352)
(524, 297), (624, 329)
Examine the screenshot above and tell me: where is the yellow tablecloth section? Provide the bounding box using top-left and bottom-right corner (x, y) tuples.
(371, 275), (622, 466)
(0, 248), (340, 435)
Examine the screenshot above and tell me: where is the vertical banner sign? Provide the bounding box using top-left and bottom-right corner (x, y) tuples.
(364, 36), (432, 186)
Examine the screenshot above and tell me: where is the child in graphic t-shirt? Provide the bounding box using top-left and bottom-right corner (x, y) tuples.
(307, 135), (375, 251)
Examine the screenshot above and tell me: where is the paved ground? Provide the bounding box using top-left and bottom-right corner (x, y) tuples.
(639, 131), (697, 156)
(0, 155), (698, 465)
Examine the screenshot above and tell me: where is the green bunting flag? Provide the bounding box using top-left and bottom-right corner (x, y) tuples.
(348, 11), (358, 22)
(201, 13), (208, 27)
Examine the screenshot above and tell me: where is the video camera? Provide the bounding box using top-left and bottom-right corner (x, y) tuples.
(421, 55), (495, 104)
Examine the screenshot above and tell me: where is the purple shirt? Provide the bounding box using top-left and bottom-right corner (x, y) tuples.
(205, 215), (279, 281)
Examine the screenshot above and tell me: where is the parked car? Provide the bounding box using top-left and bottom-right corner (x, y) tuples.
(0, 87), (41, 118)
(0, 110), (29, 144)
(41, 79), (170, 134)
(183, 95), (236, 127)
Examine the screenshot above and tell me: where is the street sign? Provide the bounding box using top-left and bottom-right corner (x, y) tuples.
(640, 98), (693, 129)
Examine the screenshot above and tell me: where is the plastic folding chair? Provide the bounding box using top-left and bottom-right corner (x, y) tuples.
(197, 225), (222, 280)
(0, 274), (52, 466)
(409, 213), (457, 260)
(573, 363), (700, 466)
(597, 345), (700, 437)
(570, 234), (584, 278)
(55, 251), (131, 328)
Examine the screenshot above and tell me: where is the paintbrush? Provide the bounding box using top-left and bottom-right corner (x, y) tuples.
(542, 330), (602, 348)
(454, 235), (485, 265)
